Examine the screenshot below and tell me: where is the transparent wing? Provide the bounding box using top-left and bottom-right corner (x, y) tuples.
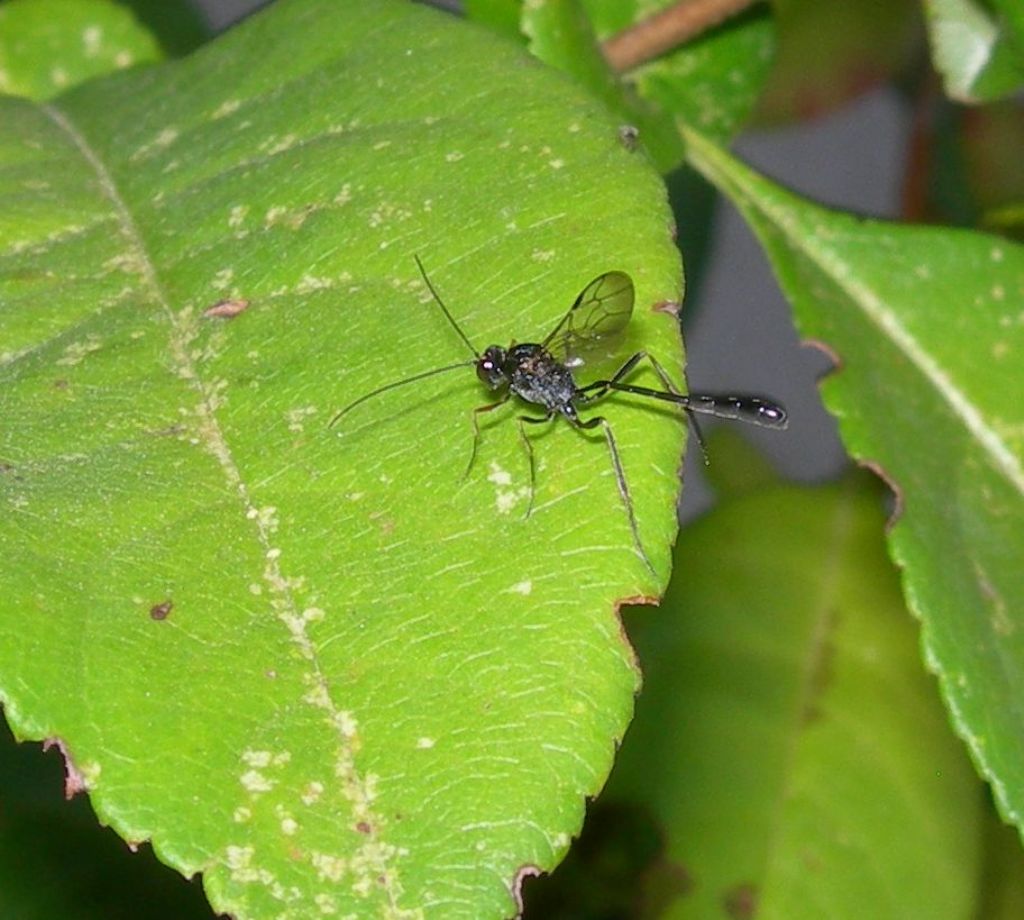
(542, 271), (634, 369)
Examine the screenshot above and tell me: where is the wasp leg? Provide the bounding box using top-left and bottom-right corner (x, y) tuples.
(466, 391), (512, 480)
(577, 351), (708, 464)
(575, 351), (647, 404)
(567, 411), (655, 576)
(517, 413), (556, 518)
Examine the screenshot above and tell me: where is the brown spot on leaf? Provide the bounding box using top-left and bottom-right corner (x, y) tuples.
(653, 299), (681, 316)
(149, 600), (173, 621)
(42, 738), (88, 799)
(355, 821), (372, 835)
(512, 864), (542, 917)
(53, 378), (69, 390)
(859, 458), (904, 530)
(803, 337), (843, 373)
(723, 882), (758, 919)
(203, 298), (250, 319)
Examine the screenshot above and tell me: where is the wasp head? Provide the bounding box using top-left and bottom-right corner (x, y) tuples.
(476, 346), (508, 390)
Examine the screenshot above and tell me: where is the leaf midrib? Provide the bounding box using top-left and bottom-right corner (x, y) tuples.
(41, 98), (408, 907)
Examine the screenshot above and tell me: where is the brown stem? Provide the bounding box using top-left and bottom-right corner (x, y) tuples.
(602, 0), (761, 73)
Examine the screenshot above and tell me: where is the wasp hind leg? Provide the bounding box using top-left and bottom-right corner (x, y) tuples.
(569, 413), (656, 576)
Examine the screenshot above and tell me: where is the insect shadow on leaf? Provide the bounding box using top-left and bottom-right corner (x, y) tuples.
(330, 257), (788, 574)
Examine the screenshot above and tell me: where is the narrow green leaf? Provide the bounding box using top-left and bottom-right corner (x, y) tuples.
(923, 0), (1024, 102)
(584, 0), (775, 144)
(0, 0), (161, 100)
(608, 461), (984, 918)
(684, 125), (1024, 836)
(0, 1), (685, 917)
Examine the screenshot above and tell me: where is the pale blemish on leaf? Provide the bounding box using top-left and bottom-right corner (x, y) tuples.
(228, 204), (249, 229)
(991, 246), (1004, 262)
(488, 462), (512, 487)
(508, 580), (532, 596)
(211, 267), (235, 291)
(314, 893), (337, 914)
(488, 461), (529, 514)
(263, 133), (299, 156)
(549, 158), (565, 169)
(445, 151), (464, 163)
(56, 334), (102, 366)
(114, 51), (133, 68)
(82, 25), (102, 56)
(50, 67), (69, 87)
(311, 851), (347, 883)
(264, 205), (287, 226)
(296, 274), (334, 294)
(531, 249), (555, 263)
(302, 781), (325, 805)
(103, 250), (145, 275)
(368, 201), (413, 229)
(286, 405), (318, 433)
(211, 98), (241, 120)
(416, 737), (435, 749)
(130, 126), (179, 162)
(240, 769), (274, 794)
(233, 806), (252, 823)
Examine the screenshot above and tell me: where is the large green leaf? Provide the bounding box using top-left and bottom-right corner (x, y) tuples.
(684, 125), (1024, 835)
(0, 1), (686, 917)
(525, 446), (991, 917)
(0, 0), (161, 100)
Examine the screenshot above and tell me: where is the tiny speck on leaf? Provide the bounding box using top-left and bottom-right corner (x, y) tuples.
(150, 600), (173, 620)
(618, 124), (639, 150)
(203, 299), (250, 319)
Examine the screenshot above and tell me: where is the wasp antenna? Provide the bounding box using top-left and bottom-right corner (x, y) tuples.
(328, 361), (476, 428)
(414, 255), (481, 359)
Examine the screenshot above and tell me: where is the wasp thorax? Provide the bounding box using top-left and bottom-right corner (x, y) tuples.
(477, 346), (507, 389)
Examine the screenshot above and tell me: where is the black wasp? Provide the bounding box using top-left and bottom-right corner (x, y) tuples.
(330, 257), (788, 573)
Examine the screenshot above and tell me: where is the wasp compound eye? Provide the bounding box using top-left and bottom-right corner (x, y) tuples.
(477, 347), (507, 389)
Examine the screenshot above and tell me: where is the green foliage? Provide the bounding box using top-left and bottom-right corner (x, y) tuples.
(0, 1), (683, 917)
(3, 0), (1024, 917)
(0, 0), (161, 100)
(685, 124), (1024, 835)
(531, 447), (986, 918)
